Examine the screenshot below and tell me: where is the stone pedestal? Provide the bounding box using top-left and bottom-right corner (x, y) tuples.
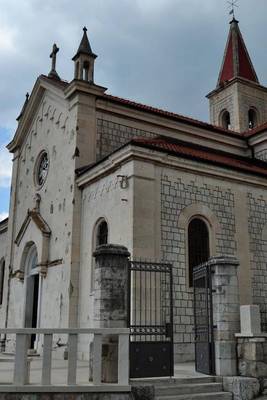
(240, 305), (261, 336)
(210, 256), (240, 376)
(93, 244), (130, 383)
(236, 305), (267, 378)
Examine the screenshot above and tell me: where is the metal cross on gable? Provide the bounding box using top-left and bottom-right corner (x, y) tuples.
(227, 0), (238, 19)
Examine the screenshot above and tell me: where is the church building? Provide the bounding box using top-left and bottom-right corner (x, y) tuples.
(1, 17), (267, 366)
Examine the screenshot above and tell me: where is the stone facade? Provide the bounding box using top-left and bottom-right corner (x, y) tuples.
(247, 193), (267, 327)
(161, 174), (236, 361)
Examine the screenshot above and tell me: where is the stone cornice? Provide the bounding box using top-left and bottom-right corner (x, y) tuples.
(76, 144), (267, 190)
(207, 77), (267, 99)
(64, 79), (107, 100)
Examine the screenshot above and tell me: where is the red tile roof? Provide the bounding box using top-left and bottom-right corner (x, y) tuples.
(102, 94), (243, 138)
(132, 137), (267, 178)
(243, 122), (267, 138)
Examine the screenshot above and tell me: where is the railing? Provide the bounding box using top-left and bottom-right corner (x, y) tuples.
(0, 328), (130, 389)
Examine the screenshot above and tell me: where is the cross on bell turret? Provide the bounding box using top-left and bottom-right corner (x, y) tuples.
(72, 27), (97, 83)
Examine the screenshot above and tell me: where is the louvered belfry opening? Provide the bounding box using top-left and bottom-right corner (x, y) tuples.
(188, 218), (210, 287)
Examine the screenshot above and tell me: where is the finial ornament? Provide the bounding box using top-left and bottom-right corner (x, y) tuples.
(83, 26), (87, 32)
(48, 43), (60, 80)
(227, 0), (238, 19)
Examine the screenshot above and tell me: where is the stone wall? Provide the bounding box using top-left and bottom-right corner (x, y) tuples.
(161, 173), (236, 362)
(247, 193), (267, 328)
(96, 119), (156, 160)
(255, 149), (267, 162)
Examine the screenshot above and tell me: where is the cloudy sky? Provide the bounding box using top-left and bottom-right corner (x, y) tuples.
(0, 0), (267, 219)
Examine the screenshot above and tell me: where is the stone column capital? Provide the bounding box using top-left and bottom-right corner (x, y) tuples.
(207, 256), (239, 267)
(93, 244), (130, 258)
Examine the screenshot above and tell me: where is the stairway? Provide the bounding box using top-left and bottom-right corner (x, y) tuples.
(132, 377), (233, 400)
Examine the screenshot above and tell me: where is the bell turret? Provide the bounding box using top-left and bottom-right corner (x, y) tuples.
(72, 27), (97, 83)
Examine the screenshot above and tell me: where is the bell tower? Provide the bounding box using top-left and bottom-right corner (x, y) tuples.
(72, 27), (97, 83)
(207, 18), (267, 132)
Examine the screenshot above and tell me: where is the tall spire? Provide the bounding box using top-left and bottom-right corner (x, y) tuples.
(217, 19), (259, 87)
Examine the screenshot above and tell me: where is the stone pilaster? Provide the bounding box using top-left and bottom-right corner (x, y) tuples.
(210, 256), (240, 376)
(93, 244), (130, 383)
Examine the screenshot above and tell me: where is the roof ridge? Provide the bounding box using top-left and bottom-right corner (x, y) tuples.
(103, 94), (242, 137)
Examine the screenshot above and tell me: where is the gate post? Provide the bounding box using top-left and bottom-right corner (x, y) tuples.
(209, 256), (240, 376)
(93, 244), (130, 383)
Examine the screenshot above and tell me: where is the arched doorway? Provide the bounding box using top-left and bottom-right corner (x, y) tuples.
(24, 244), (40, 349)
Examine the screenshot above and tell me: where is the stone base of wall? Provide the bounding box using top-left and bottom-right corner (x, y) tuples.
(237, 337), (267, 378)
(223, 377), (260, 400)
(0, 394), (132, 400)
(174, 343), (194, 363)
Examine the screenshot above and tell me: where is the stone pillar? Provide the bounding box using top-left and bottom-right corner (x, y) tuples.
(93, 244), (130, 383)
(210, 256), (240, 376)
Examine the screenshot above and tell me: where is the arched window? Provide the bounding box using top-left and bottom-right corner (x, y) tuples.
(248, 108), (258, 129)
(221, 110), (231, 130)
(83, 61), (90, 81)
(0, 259), (5, 306)
(96, 220), (108, 247)
(91, 219), (109, 291)
(188, 218), (210, 287)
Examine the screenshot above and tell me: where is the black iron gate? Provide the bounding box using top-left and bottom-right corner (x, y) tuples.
(128, 261), (174, 378)
(193, 263), (215, 375)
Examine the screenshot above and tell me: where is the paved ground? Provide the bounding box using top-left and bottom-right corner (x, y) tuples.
(0, 354), (205, 386)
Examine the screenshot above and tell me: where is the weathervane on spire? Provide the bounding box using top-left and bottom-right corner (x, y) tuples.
(227, 0), (238, 19)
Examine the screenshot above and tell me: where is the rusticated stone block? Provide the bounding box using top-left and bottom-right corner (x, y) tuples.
(223, 376), (260, 400)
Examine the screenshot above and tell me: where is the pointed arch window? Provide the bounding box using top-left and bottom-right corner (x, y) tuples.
(188, 218), (210, 287)
(221, 110), (231, 130)
(91, 219), (109, 291)
(97, 220), (108, 247)
(248, 108), (258, 130)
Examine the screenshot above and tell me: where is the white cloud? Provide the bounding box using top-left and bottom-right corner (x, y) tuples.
(0, 146), (12, 188)
(0, 212), (8, 221)
(0, 26), (16, 53)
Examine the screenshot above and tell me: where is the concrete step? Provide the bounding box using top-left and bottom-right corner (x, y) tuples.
(131, 377), (221, 386)
(156, 392), (232, 400)
(155, 382), (223, 396)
